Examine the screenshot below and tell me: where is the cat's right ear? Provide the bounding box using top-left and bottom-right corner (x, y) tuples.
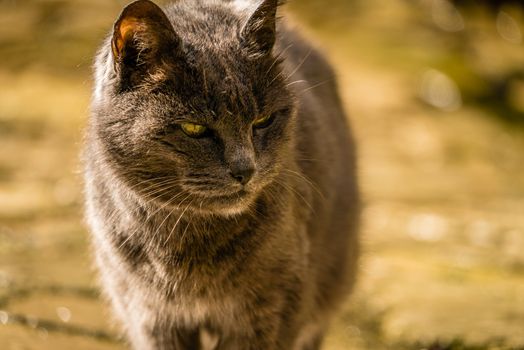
(242, 0), (279, 56)
(111, 0), (180, 87)
(241, 0), (279, 57)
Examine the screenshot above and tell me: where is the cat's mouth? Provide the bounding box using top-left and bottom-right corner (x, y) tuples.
(139, 177), (265, 215)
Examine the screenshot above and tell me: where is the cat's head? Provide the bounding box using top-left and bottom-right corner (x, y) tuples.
(92, 0), (295, 215)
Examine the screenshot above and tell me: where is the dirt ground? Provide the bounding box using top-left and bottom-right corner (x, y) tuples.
(0, 0), (523, 349)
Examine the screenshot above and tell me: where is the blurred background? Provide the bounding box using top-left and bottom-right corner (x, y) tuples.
(0, 0), (523, 349)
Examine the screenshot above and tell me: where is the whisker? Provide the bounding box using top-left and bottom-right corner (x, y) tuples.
(272, 178), (313, 211)
(286, 80), (308, 87)
(296, 157), (325, 163)
(153, 194), (192, 245)
(164, 197), (194, 247)
(281, 169), (325, 200)
(117, 189), (188, 250)
(101, 180), (182, 226)
(298, 80), (331, 96)
(118, 176), (183, 195)
(285, 49), (313, 81)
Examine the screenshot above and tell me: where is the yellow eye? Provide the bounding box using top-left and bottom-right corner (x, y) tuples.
(253, 114), (273, 128)
(180, 122), (208, 137)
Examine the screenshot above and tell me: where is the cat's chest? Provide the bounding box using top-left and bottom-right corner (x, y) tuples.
(168, 289), (247, 329)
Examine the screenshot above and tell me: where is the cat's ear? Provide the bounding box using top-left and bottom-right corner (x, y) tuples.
(111, 0), (180, 86)
(241, 0), (279, 57)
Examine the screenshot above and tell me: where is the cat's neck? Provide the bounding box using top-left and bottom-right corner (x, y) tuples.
(113, 182), (288, 272)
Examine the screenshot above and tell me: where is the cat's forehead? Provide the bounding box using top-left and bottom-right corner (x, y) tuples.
(186, 63), (261, 123)
(165, 0), (251, 49)
(136, 1), (286, 120)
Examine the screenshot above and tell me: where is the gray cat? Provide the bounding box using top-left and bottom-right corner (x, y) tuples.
(84, 0), (359, 349)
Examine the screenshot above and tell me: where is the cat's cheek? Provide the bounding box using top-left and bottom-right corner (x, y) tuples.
(254, 123), (288, 155)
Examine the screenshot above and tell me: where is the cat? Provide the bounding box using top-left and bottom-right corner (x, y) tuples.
(84, 0), (359, 349)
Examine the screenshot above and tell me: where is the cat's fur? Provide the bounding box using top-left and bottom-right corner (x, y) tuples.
(84, 0), (359, 349)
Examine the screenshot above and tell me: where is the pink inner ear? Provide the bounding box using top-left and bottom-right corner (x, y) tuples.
(113, 17), (140, 58)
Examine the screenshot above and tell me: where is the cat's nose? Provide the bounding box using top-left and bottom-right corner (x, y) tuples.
(229, 166), (255, 185)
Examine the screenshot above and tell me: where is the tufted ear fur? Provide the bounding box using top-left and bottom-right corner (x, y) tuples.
(112, 0), (180, 88)
(241, 0), (279, 57)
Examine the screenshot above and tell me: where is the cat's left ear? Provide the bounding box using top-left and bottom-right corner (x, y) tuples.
(111, 0), (181, 85)
(241, 0), (279, 57)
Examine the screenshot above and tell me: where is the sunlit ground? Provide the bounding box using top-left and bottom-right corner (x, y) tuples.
(0, 0), (523, 349)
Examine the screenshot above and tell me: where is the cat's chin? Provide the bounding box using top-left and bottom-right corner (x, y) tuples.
(187, 190), (259, 217)
(193, 203), (251, 217)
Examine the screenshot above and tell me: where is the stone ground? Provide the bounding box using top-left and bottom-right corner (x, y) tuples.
(0, 0), (523, 349)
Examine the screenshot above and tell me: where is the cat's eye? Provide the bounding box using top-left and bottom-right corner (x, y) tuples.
(180, 122), (208, 138)
(252, 114), (274, 129)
